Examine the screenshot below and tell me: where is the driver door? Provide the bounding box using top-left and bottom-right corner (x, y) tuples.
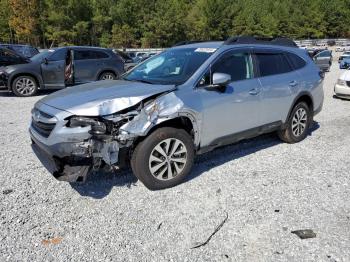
(198, 49), (263, 147)
(41, 48), (67, 89)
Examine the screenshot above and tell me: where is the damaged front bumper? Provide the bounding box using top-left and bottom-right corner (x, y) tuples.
(30, 91), (199, 183)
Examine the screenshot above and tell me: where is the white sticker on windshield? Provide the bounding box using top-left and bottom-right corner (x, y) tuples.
(194, 48), (217, 53)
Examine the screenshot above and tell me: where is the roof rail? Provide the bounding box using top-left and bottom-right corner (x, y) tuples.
(224, 36), (298, 47)
(172, 40), (217, 47)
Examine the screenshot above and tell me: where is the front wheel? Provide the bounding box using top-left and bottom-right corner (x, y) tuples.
(12, 76), (38, 97)
(131, 127), (195, 190)
(278, 102), (312, 143)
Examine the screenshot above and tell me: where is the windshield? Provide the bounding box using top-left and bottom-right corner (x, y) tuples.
(123, 48), (216, 85)
(11, 46), (39, 58)
(30, 50), (53, 62)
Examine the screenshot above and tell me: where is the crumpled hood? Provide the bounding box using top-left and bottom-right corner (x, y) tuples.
(38, 80), (176, 116)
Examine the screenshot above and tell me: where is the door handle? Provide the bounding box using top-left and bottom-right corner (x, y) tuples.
(249, 88), (260, 95)
(289, 80), (298, 87)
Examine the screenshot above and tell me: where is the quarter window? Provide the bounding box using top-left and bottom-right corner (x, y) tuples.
(286, 53), (306, 70)
(255, 53), (292, 77)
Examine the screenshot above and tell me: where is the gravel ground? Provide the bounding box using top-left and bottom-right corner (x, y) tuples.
(0, 64), (349, 262)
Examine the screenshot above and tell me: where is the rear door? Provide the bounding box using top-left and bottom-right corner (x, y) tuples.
(74, 49), (110, 83)
(314, 50), (331, 69)
(41, 48), (67, 88)
(253, 50), (300, 125)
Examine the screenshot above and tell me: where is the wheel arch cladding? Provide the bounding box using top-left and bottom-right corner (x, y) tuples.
(285, 92), (314, 124)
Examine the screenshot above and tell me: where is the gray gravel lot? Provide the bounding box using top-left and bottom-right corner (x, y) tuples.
(1, 64), (349, 262)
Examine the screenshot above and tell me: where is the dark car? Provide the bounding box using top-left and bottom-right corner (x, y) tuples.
(0, 44), (39, 58)
(0, 47), (29, 67)
(113, 50), (137, 71)
(0, 46), (125, 96)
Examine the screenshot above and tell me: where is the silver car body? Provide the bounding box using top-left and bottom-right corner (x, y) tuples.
(29, 41), (324, 182)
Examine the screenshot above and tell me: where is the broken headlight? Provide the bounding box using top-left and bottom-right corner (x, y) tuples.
(68, 116), (106, 135)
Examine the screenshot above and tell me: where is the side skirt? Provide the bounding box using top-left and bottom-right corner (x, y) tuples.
(197, 121), (282, 155)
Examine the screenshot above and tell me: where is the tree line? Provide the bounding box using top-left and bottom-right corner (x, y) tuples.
(0, 0), (350, 48)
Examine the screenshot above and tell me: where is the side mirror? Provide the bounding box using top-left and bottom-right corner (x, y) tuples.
(212, 72), (231, 86)
(42, 58), (48, 64)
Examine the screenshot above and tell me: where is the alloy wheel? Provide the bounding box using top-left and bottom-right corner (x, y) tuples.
(148, 138), (188, 181)
(100, 73), (115, 80)
(15, 77), (36, 96)
(292, 108), (308, 137)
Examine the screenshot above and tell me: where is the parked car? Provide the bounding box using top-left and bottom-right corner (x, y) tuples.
(0, 46), (124, 96)
(0, 44), (39, 58)
(0, 47), (29, 67)
(313, 49), (332, 71)
(113, 50), (137, 71)
(339, 57), (350, 69)
(334, 70), (350, 99)
(336, 45), (350, 52)
(338, 51), (350, 63)
(29, 37), (324, 190)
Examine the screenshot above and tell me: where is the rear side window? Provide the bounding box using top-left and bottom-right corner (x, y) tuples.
(318, 51), (331, 57)
(91, 50), (109, 59)
(255, 53), (292, 77)
(286, 53), (306, 70)
(75, 50), (109, 60)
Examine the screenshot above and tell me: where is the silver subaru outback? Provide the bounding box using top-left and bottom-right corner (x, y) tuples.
(29, 37), (324, 190)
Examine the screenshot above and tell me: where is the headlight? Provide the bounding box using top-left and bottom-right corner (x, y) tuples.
(337, 79), (346, 86)
(68, 116), (106, 135)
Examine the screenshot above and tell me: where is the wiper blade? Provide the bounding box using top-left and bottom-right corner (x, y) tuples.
(130, 79), (154, 84)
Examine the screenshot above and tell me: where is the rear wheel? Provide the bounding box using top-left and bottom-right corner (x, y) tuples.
(12, 76), (38, 97)
(98, 72), (116, 80)
(131, 127), (195, 190)
(278, 102), (312, 143)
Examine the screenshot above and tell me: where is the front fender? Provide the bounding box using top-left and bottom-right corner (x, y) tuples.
(8, 70), (44, 90)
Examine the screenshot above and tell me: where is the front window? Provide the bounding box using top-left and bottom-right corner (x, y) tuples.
(123, 48), (215, 85)
(30, 50), (54, 62)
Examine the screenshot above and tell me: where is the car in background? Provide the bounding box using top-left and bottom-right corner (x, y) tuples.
(0, 44), (39, 58)
(334, 70), (350, 99)
(313, 49), (332, 72)
(336, 44), (350, 52)
(338, 51), (350, 63)
(0, 46), (124, 96)
(0, 47), (29, 67)
(113, 49), (137, 71)
(340, 57), (350, 69)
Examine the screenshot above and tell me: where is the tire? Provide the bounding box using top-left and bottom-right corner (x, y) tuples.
(98, 71), (116, 80)
(12, 75), (38, 97)
(131, 127), (195, 190)
(278, 102), (312, 143)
